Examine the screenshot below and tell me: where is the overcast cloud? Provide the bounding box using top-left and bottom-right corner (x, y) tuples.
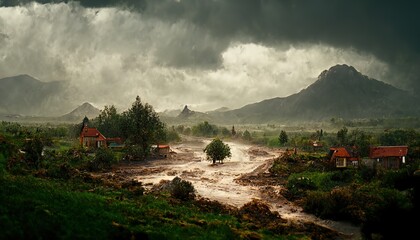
(0, 1), (419, 113)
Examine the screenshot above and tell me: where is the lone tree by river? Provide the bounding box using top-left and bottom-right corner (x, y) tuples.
(203, 138), (231, 164)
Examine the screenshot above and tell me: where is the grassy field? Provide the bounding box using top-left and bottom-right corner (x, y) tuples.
(0, 171), (313, 240)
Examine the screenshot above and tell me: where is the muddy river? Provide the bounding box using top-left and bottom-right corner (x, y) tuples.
(120, 137), (361, 239)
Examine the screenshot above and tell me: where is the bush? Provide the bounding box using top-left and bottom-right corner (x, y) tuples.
(170, 177), (195, 201)
(166, 129), (180, 142)
(124, 145), (146, 161)
(303, 187), (363, 223)
(23, 137), (44, 169)
(88, 148), (116, 171)
(359, 165), (377, 182)
(358, 185), (414, 239)
(286, 176), (317, 199)
(330, 169), (354, 183)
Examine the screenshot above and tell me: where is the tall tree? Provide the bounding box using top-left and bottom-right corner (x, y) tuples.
(97, 105), (121, 138)
(231, 126), (236, 136)
(379, 129), (418, 146)
(192, 121), (218, 137)
(349, 129), (372, 157)
(203, 138), (231, 164)
(279, 130), (288, 146)
(121, 96), (165, 160)
(242, 130), (251, 141)
(337, 127), (348, 146)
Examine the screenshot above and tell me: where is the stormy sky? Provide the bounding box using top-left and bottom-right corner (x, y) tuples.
(1, 0), (419, 113)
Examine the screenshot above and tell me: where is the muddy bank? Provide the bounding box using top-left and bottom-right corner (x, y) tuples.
(109, 137), (361, 239)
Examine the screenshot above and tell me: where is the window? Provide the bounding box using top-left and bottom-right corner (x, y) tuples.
(336, 158), (346, 167)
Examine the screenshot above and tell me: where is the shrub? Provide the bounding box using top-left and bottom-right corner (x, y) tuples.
(330, 169), (354, 183)
(359, 165), (377, 182)
(170, 177), (195, 201)
(287, 176), (317, 199)
(358, 185), (414, 239)
(88, 148), (116, 171)
(124, 145), (146, 161)
(303, 187), (363, 223)
(47, 162), (74, 180)
(23, 137), (44, 169)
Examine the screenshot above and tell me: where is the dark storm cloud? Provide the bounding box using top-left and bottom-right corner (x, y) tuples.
(142, 0), (420, 92)
(2, 0), (420, 93)
(4, 0), (418, 92)
(0, 0), (146, 9)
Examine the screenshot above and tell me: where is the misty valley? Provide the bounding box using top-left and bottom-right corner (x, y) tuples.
(1, 1), (420, 239)
(1, 66), (419, 240)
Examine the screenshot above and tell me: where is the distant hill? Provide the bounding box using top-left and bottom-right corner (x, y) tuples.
(0, 74), (73, 116)
(159, 109), (182, 118)
(178, 105), (194, 118)
(59, 102), (100, 122)
(177, 105), (210, 122)
(206, 107), (230, 114)
(218, 64), (420, 123)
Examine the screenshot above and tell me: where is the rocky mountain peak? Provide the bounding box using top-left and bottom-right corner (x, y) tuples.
(178, 105), (194, 118)
(318, 64), (361, 81)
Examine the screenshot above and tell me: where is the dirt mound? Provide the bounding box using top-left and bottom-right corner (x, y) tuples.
(248, 148), (270, 156)
(238, 199), (286, 226)
(193, 197), (237, 215)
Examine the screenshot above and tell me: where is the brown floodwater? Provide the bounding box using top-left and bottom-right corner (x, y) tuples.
(132, 137), (361, 239)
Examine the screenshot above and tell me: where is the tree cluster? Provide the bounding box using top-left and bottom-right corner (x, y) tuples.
(92, 96), (166, 160)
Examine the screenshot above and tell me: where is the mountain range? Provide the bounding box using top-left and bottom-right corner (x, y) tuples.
(214, 64), (420, 123)
(1, 64), (420, 123)
(59, 102), (101, 122)
(0, 74), (75, 116)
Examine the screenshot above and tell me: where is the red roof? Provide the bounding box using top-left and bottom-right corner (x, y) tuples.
(157, 145), (170, 149)
(330, 147), (351, 158)
(80, 127), (106, 141)
(369, 146), (408, 158)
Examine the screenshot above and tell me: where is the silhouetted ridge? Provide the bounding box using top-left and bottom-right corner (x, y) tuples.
(219, 64), (420, 122)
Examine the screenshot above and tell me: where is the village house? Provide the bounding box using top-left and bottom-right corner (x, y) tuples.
(79, 115), (125, 149)
(80, 125), (107, 148)
(151, 144), (171, 158)
(369, 146), (408, 169)
(329, 146), (360, 168)
(79, 126), (125, 149)
(311, 140), (323, 152)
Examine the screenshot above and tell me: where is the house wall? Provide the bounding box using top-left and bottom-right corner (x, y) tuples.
(82, 137), (105, 148)
(380, 157), (401, 169)
(83, 137), (97, 147)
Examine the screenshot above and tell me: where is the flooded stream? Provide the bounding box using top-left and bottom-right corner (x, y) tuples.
(127, 138), (361, 239)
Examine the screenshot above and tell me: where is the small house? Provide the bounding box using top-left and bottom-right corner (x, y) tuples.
(369, 146), (408, 169)
(329, 146), (360, 168)
(80, 125), (107, 148)
(312, 141), (323, 152)
(151, 144), (170, 158)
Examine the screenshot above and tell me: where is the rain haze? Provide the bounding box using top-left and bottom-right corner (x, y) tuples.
(1, 0), (419, 113)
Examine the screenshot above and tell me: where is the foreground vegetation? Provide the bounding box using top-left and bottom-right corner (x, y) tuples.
(0, 118), (329, 239)
(269, 152), (420, 239)
(2, 113), (420, 239)
(0, 150), (329, 239)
